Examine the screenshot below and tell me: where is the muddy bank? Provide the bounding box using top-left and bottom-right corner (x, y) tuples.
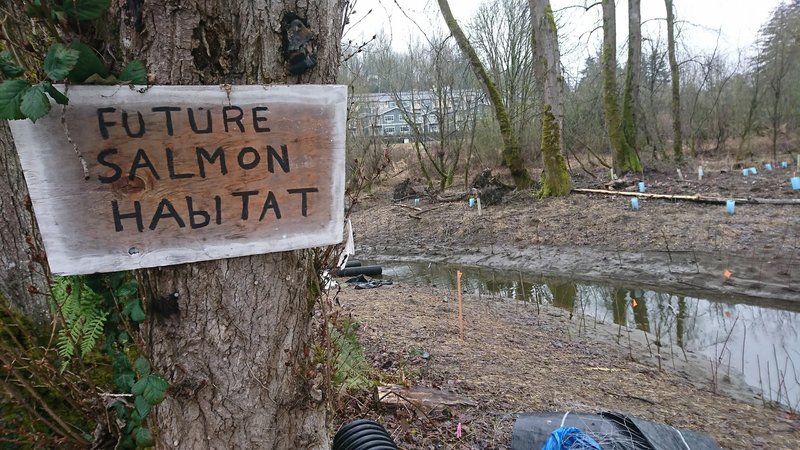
(348, 167), (800, 305)
(336, 283), (800, 449)
(336, 166), (800, 448)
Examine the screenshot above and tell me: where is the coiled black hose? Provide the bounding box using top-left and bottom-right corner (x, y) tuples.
(332, 419), (398, 450)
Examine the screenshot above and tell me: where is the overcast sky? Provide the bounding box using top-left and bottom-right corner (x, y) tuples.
(345, 0), (783, 77)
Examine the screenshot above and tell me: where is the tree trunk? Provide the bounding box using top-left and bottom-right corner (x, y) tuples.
(0, 121), (51, 322)
(529, 0), (571, 197)
(0, 3), (54, 323)
(3, 1), (343, 447)
(601, 0), (639, 175)
(437, 0), (533, 190)
(114, 2), (342, 448)
(665, 0), (683, 162)
(622, 0), (643, 169)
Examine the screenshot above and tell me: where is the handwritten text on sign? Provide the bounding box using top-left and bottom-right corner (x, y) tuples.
(9, 85), (346, 275)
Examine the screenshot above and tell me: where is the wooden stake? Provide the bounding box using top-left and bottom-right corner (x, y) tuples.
(457, 270), (464, 340)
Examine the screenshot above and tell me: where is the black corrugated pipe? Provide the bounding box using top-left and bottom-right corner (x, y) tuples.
(332, 419), (398, 450)
(331, 265), (382, 277)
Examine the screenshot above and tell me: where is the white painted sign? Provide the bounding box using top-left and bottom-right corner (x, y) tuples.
(9, 85), (346, 275)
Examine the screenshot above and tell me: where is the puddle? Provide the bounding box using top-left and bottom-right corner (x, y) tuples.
(369, 260), (800, 410)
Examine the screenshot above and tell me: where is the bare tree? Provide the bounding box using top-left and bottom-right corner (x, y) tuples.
(529, 0), (571, 196)
(760, 2), (800, 162)
(438, 0), (533, 189)
(602, 0), (640, 175)
(665, 0), (683, 161)
(622, 0), (643, 162)
(471, 0), (538, 158)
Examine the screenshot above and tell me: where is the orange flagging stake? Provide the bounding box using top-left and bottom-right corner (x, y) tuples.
(457, 271), (464, 340)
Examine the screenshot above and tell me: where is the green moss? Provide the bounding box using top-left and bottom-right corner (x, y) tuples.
(545, 4), (557, 34)
(538, 105), (571, 197)
(601, 8), (641, 176)
(438, 0), (532, 190)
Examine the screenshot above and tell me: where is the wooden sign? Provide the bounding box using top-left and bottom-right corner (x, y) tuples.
(9, 85), (346, 275)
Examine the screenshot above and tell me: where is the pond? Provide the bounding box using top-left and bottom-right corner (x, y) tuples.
(368, 260), (800, 411)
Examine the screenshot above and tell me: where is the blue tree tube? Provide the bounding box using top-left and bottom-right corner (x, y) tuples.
(726, 199), (735, 215)
(631, 197), (640, 210)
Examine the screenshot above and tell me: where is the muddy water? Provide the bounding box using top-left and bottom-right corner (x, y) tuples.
(371, 261), (800, 410)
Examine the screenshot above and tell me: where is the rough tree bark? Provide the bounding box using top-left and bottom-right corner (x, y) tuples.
(3, 1), (344, 448)
(665, 0), (683, 161)
(117, 2), (343, 448)
(437, 0), (533, 190)
(529, 0), (571, 196)
(0, 121), (50, 321)
(601, 0), (639, 175)
(622, 0), (643, 170)
(0, 5), (53, 323)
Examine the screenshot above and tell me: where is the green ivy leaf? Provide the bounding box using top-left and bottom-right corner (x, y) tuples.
(133, 426), (154, 447)
(111, 400), (128, 419)
(25, 0), (47, 18)
(43, 44), (80, 81)
(0, 51), (25, 77)
(0, 80), (31, 120)
(131, 374), (168, 405)
(43, 82), (69, 105)
(118, 435), (135, 450)
(116, 280), (138, 298)
(108, 272), (126, 289)
(118, 331), (129, 344)
(114, 371), (135, 391)
(63, 0), (111, 21)
(133, 357), (150, 377)
(20, 84), (51, 122)
(134, 395), (151, 419)
(119, 60), (147, 85)
(129, 301), (146, 322)
(67, 41), (109, 82)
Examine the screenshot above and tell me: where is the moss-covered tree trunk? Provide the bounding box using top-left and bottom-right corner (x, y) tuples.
(437, 0), (533, 190)
(622, 0), (643, 169)
(602, 0), (639, 176)
(665, 0), (683, 161)
(529, 0), (571, 196)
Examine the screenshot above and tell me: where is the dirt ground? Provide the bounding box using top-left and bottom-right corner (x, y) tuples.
(331, 161), (800, 449)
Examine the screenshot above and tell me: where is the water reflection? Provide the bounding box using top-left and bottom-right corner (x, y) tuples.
(375, 261), (800, 410)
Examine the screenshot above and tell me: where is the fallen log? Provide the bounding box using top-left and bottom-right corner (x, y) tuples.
(409, 204), (446, 220)
(572, 188), (800, 205)
(435, 192), (468, 202)
(392, 203), (422, 212)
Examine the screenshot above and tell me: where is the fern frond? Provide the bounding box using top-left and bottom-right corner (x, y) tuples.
(56, 331), (75, 361)
(79, 311), (108, 356)
(50, 276), (108, 365)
